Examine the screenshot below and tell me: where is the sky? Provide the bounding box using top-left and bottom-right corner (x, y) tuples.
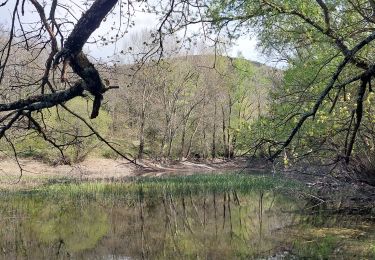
(0, 1), (273, 66)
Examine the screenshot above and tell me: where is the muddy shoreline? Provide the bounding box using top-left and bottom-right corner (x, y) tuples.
(281, 170), (375, 216)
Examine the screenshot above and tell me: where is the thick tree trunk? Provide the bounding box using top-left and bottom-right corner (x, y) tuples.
(63, 0), (118, 56)
(54, 0), (119, 118)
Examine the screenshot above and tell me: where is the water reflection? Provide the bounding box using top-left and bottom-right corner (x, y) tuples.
(0, 189), (373, 259)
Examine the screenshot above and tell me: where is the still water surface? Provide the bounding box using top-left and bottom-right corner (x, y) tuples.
(0, 173), (374, 259)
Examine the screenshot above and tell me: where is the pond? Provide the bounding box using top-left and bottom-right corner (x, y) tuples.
(0, 173), (374, 259)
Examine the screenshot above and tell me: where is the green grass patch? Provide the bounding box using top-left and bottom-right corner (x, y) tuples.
(0, 173), (301, 202)
(293, 235), (338, 259)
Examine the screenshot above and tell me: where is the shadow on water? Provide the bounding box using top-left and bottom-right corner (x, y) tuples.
(0, 173), (374, 259)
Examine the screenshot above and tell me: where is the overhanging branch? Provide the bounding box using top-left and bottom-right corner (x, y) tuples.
(270, 31), (375, 161)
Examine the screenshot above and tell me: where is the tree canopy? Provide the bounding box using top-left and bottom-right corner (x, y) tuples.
(207, 0), (375, 166)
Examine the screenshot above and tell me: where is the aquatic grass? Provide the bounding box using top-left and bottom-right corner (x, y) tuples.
(0, 173), (301, 202)
(136, 173), (298, 195)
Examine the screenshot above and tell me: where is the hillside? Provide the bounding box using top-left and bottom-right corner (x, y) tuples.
(0, 55), (279, 164)
(105, 55), (279, 160)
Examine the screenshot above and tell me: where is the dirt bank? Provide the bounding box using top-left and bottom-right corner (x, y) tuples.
(0, 157), (256, 190)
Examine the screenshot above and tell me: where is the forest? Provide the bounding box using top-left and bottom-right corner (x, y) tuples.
(0, 0), (374, 259)
(8, 55), (274, 161)
(0, 0), (374, 182)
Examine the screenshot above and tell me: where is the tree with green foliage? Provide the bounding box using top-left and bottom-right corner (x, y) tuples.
(206, 0), (375, 176)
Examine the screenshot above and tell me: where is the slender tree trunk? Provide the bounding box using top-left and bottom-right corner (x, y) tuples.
(212, 101), (217, 158)
(227, 96), (232, 158)
(202, 126), (207, 159)
(230, 135), (236, 158)
(160, 125), (168, 158)
(180, 120), (187, 160)
(167, 129), (174, 158)
(221, 105), (229, 158)
(186, 120), (200, 158)
(138, 107), (146, 159)
(201, 96), (208, 159)
(111, 105), (117, 135)
(160, 89), (170, 158)
(138, 85), (150, 159)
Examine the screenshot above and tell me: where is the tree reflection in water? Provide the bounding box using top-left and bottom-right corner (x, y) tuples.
(0, 188), (373, 259)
